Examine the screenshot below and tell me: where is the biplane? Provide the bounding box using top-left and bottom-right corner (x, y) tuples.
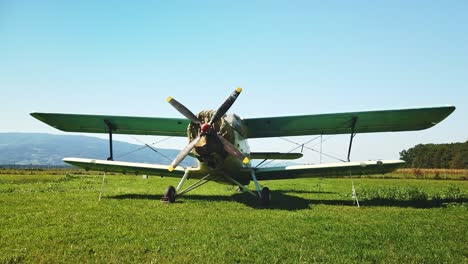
(31, 88), (455, 204)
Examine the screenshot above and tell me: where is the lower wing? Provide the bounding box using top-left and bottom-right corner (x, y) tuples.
(252, 160), (404, 180)
(63, 158), (185, 177)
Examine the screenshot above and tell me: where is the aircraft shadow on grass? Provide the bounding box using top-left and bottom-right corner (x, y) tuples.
(109, 191), (312, 211)
(277, 189), (337, 194)
(108, 191), (467, 210)
(303, 196), (467, 209)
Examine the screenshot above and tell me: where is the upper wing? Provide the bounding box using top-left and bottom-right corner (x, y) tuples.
(250, 152), (303, 160)
(63, 157), (185, 177)
(30, 113), (189, 136)
(253, 160), (405, 180)
(243, 106), (455, 138)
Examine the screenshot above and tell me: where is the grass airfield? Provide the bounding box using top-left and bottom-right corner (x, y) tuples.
(0, 171), (467, 263)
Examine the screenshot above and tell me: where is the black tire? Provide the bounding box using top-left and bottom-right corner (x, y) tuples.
(163, 186), (176, 203)
(260, 187), (271, 205)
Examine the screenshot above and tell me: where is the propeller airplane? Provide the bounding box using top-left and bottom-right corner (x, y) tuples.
(31, 88), (455, 204)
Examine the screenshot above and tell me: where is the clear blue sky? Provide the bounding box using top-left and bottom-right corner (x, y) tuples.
(1, 1), (467, 164)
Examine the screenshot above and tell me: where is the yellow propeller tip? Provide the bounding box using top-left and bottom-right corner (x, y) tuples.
(236, 87), (242, 93)
(242, 157), (249, 164)
(168, 166), (174, 172)
(166, 96), (173, 102)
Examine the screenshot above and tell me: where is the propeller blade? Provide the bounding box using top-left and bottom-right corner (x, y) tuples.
(166, 96), (201, 124)
(168, 135), (201, 171)
(217, 134), (249, 164)
(209, 87), (242, 125)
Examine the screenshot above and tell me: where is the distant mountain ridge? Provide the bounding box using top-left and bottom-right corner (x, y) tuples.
(0, 133), (195, 167)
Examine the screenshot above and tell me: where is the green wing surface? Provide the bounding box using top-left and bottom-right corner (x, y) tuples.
(254, 160), (405, 180)
(31, 113), (189, 136)
(63, 158), (185, 177)
(243, 106), (455, 138)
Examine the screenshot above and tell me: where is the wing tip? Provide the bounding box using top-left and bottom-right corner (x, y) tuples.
(30, 112), (54, 126)
(447, 105), (456, 113)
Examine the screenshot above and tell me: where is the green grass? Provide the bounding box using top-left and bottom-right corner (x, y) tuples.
(0, 172), (467, 263)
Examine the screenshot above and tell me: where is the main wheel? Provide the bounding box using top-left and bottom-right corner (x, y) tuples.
(163, 186), (176, 203)
(260, 187), (271, 205)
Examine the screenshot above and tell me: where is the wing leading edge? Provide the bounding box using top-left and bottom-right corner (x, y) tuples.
(63, 158), (185, 177)
(253, 160), (405, 180)
(31, 113), (189, 137)
(243, 106), (455, 138)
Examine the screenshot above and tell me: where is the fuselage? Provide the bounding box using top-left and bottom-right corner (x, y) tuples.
(185, 111), (252, 185)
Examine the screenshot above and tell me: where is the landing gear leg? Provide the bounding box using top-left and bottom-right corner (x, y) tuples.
(220, 171), (271, 205)
(176, 170), (190, 192)
(251, 171), (271, 205)
(250, 170), (262, 197)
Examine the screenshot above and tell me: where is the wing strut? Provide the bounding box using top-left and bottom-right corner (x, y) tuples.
(347, 116), (358, 162)
(104, 119), (115, 161)
(175, 174), (214, 197)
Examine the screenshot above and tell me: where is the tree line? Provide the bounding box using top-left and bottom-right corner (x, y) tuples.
(399, 141), (467, 169)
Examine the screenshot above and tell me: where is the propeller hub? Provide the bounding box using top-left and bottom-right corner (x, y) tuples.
(200, 123), (211, 133)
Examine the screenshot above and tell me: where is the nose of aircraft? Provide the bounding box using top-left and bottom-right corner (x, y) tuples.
(166, 88), (249, 171)
(200, 123), (211, 133)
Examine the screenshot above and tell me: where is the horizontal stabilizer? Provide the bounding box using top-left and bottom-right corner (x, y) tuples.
(250, 152), (303, 160)
(63, 158), (185, 177)
(252, 160), (405, 180)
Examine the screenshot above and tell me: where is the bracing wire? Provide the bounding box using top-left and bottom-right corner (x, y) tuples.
(257, 136), (320, 168)
(280, 137), (346, 163)
(258, 135), (346, 168)
(116, 136), (174, 164)
(130, 136), (174, 164)
(117, 136), (172, 159)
